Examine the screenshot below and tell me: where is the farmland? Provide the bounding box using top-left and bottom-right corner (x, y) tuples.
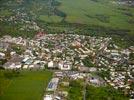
(0, 70), (52, 100)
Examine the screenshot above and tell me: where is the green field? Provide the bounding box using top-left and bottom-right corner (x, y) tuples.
(67, 80), (129, 100)
(57, 0), (134, 33)
(0, 70), (52, 100)
(38, 0), (134, 34)
(39, 15), (63, 23)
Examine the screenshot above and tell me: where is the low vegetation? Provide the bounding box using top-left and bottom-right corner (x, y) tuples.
(82, 57), (95, 67)
(67, 80), (129, 100)
(67, 80), (83, 100)
(86, 85), (129, 100)
(0, 70), (52, 100)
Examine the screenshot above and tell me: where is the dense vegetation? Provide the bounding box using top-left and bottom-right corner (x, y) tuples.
(82, 57), (95, 67)
(86, 85), (129, 100)
(67, 80), (83, 100)
(129, 53), (134, 61)
(67, 80), (129, 100)
(97, 70), (110, 79)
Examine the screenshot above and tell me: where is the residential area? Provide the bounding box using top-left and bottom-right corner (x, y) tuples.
(0, 33), (134, 100)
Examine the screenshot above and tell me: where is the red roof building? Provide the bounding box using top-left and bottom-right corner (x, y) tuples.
(35, 31), (47, 39)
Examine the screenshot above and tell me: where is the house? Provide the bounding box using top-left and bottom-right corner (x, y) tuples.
(35, 31), (46, 39)
(3, 62), (13, 69)
(58, 61), (64, 70)
(89, 77), (101, 86)
(89, 67), (97, 72)
(2, 35), (12, 43)
(0, 42), (10, 51)
(15, 62), (22, 69)
(78, 66), (89, 72)
(10, 54), (23, 63)
(3, 54), (23, 69)
(29, 65), (34, 69)
(48, 61), (54, 68)
(71, 41), (81, 48)
(54, 71), (63, 77)
(4, 62), (22, 69)
(23, 65), (28, 69)
(22, 57), (29, 63)
(24, 59), (33, 65)
(0, 52), (5, 59)
(43, 95), (52, 100)
(58, 61), (71, 70)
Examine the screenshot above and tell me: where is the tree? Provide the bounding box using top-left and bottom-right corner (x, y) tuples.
(68, 80), (83, 100)
(86, 85), (129, 100)
(82, 57), (95, 67)
(11, 45), (24, 55)
(129, 53), (134, 61)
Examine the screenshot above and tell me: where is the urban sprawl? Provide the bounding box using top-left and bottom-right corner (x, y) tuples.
(0, 33), (134, 100)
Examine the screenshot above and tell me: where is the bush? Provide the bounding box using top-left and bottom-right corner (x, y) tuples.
(68, 81), (83, 100)
(129, 53), (134, 61)
(86, 85), (129, 100)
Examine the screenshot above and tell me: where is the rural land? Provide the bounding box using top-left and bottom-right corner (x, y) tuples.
(0, 0), (134, 100)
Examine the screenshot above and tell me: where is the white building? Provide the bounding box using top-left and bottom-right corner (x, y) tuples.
(48, 61), (54, 68)
(58, 61), (71, 70)
(43, 95), (52, 100)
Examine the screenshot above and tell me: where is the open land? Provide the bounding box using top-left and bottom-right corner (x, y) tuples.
(0, 70), (52, 100)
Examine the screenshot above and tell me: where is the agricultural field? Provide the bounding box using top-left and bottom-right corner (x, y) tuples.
(0, 70), (52, 100)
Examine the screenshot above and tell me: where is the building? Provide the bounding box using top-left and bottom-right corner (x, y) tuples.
(48, 61), (54, 68)
(58, 61), (71, 70)
(46, 78), (59, 91)
(43, 95), (52, 100)
(3, 54), (23, 69)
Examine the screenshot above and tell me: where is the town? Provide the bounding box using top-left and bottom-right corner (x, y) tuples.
(0, 32), (134, 100)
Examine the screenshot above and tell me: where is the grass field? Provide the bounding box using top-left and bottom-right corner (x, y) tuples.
(36, 0), (134, 36)
(57, 0), (134, 32)
(0, 70), (52, 100)
(39, 15), (62, 23)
